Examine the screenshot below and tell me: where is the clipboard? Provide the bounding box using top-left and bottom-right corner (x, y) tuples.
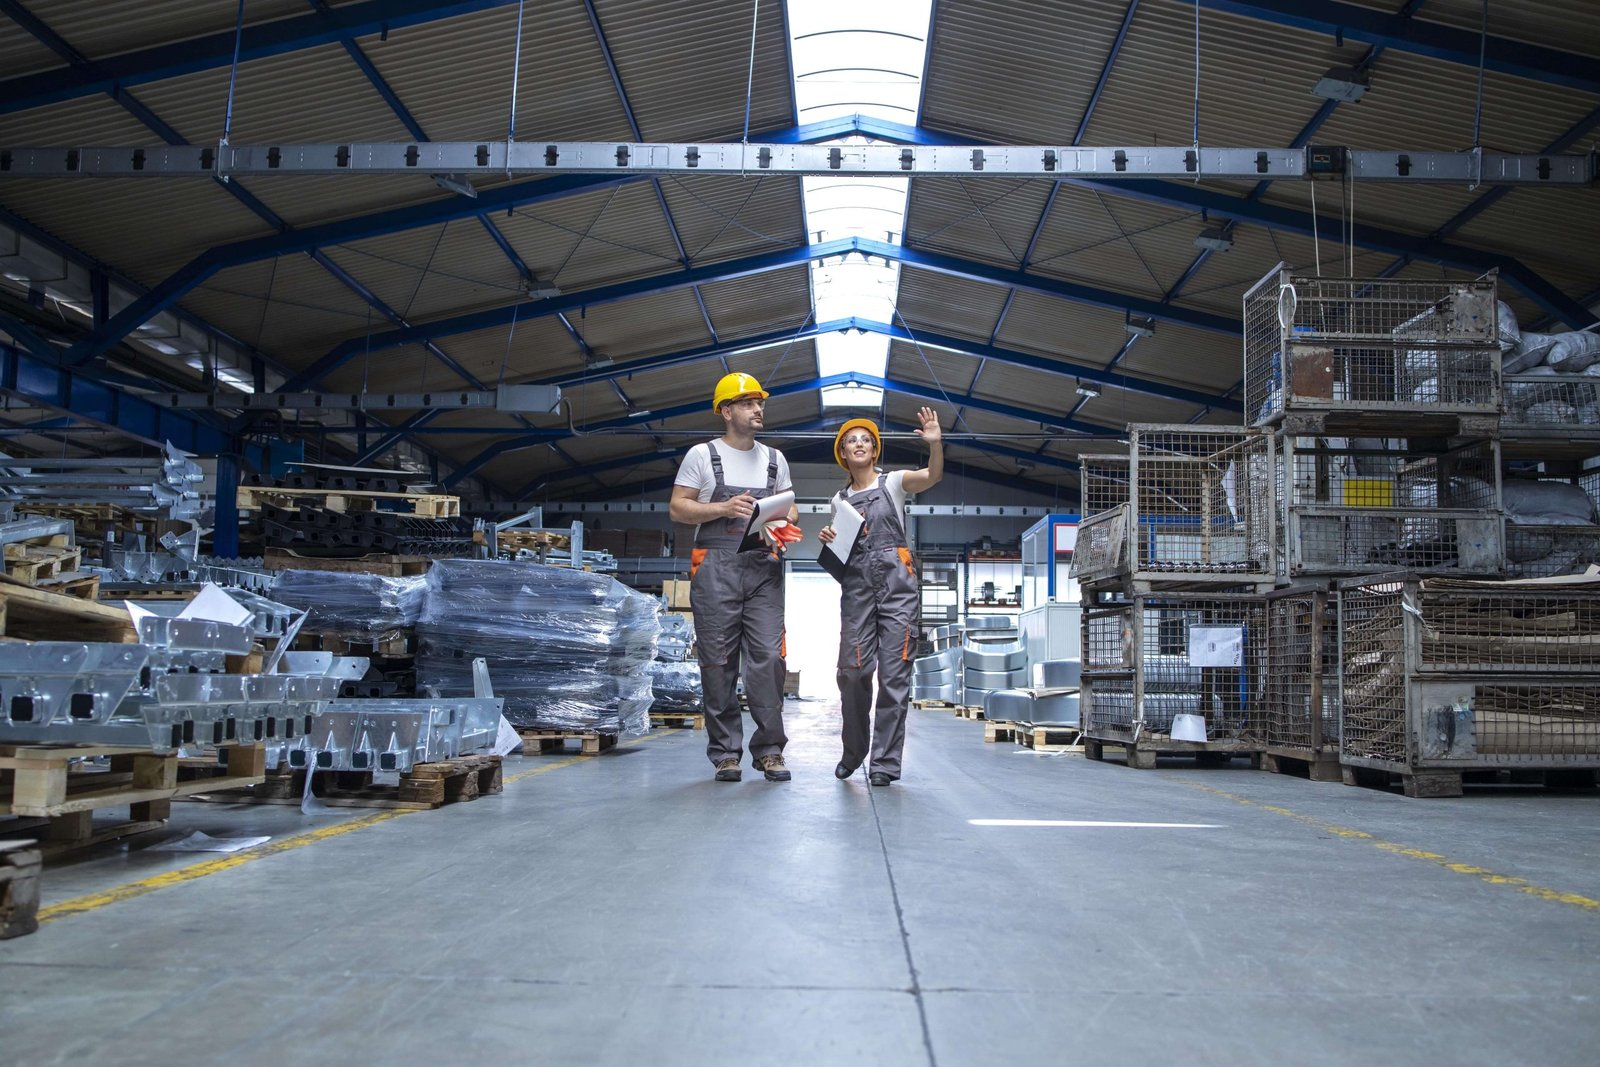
(819, 494), (865, 583)
(737, 489), (797, 552)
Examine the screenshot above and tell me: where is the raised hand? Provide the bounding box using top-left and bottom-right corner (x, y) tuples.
(914, 405), (942, 444)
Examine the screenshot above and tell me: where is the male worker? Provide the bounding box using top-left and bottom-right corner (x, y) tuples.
(669, 372), (802, 783)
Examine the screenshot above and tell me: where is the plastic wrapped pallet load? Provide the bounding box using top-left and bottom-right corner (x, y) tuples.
(647, 659), (702, 713)
(416, 559), (660, 733)
(272, 570), (425, 641)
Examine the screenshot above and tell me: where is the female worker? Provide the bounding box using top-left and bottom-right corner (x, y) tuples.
(818, 406), (944, 786)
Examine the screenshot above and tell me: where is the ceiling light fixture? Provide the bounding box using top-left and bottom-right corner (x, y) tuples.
(1124, 317), (1155, 339)
(1193, 224), (1233, 253)
(431, 173), (478, 198)
(1076, 383), (1102, 399)
(1311, 65), (1370, 103)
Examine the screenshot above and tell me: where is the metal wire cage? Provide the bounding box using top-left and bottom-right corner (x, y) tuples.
(1276, 436), (1504, 577)
(1259, 588), (1339, 755)
(1505, 525), (1600, 578)
(1338, 575), (1600, 775)
(1080, 592), (1267, 743)
(1242, 266), (1500, 427)
(1502, 374), (1600, 444)
(1070, 427), (1275, 589)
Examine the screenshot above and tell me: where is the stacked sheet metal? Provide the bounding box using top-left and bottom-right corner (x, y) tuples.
(962, 615), (1024, 705)
(415, 560), (659, 733)
(912, 646), (962, 703)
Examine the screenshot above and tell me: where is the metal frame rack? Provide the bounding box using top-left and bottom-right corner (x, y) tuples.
(1337, 573), (1600, 797)
(1257, 586), (1341, 780)
(1080, 591), (1266, 767)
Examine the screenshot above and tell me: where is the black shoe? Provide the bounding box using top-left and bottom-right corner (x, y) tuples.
(834, 762), (854, 780)
(869, 772), (892, 787)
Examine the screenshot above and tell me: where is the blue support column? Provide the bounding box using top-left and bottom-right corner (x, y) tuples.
(213, 452), (242, 559)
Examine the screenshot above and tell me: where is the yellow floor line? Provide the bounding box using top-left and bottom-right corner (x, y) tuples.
(36, 730), (675, 925)
(1182, 781), (1600, 913)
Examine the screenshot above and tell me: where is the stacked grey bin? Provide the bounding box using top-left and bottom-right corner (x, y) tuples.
(911, 623), (962, 704)
(961, 615), (1024, 707)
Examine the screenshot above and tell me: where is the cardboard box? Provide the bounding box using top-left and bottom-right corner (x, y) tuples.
(625, 528), (669, 558)
(662, 578), (693, 609)
(584, 529), (628, 557)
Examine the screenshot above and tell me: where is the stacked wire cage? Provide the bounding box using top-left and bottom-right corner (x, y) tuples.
(1073, 426), (1275, 765)
(1243, 266), (1501, 432)
(1499, 380), (1600, 579)
(1274, 435), (1504, 579)
(1255, 586), (1341, 779)
(1337, 574), (1600, 796)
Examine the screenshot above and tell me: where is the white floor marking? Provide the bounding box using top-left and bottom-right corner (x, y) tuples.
(968, 819), (1223, 828)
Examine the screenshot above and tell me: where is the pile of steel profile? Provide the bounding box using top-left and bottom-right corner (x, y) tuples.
(0, 443), (204, 520)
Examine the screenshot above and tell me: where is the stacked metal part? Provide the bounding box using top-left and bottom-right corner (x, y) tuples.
(415, 560), (659, 733)
(0, 442), (204, 519)
(960, 615), (1022, 706)
(260, 502), (475, 558)
(272, 570), (425, 642)
(648, 611), (701, 714)
(911, 645), (962, 704)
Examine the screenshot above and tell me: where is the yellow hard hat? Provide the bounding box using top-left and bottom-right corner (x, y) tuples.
(712, 371), (769, 412)
(833, 418), (881, 469)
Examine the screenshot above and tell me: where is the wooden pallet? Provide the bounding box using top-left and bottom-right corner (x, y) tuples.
(911, 699), (954, 710)
(1015, 724), (1085, 753)
(955, 705), (985, 720)
(4, 542), (82, 582)
(649, 711), (705, 731)
(517, 728), (617, 756)
(264, 548), (434, 577)
(237, 486), (460, 517)
(35, 572), (100, 601)
(1082, 736), (1259, 770)
(0, 840), (41, 939)
(983, 720), (1017, 743)
(476, 529), (572, 553)
(198, 754), (503, 809)
(0, 572), (136, 642)
(294, 629), (414, 658)
(0, 743), (267, 840)
(1260, 747), (1343, 783)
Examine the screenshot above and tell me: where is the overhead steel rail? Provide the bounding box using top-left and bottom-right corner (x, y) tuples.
(0, 142), (1592, 186)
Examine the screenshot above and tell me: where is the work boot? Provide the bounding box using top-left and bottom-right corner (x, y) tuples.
(714, 758), (742, 782)
(869, 772), (892, 787)
(754, 754), (791, 782)
(834, 761), (854, 780)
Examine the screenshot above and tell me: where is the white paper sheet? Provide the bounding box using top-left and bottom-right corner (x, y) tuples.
(177, 583), (253, 626)
(150, 831), (270, 853)
(744, 489), (796, 533)
(824, 496), (865, 566)
(493, 715), (522, 756)
(1188, 626), (1243, 667)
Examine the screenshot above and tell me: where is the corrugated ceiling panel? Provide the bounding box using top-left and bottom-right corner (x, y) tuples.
(1081, 4), (1339, 148)
(1113, 323), (1242, 395)
(920, 0), (1130, 142)
(312, 342), (473, 394)
(886, 338), (982, 395)
(497, 181), (685, 292)
(595, 0), (794, 142)
(359, 5), (635, 143)
(1075, 387), (1199, 429)
(1453, 188), (1600, 292)
(33, 0), (307, 60)
(696, 264), (812, 338)
(0, 22), (63, 78)
(1022, 183), (1172, 300)
(320, 221), (525, 324)
(991, 292), (1129, 369)
(129, 44), (409, 145)
(609, 364), (716, 412)
(1102, 194), (1230, 298)
(963, 362), (1078, 420)
(0, 178), (267, 287)
(561, 288), (711, 360)
(905, 177), (1052, 268)
(0, 95), (152, 143)
(220, 173), (457, 231)
(656, 174), (804, 266)
(1417, 0), (1600, 64)
(894, 267), (1012, 340)
(182, 254), (376, 360)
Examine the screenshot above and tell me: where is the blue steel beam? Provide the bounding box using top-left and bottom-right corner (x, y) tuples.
(1073, 0), (1140, 147)
(0, 0), (524, 115)
(1197, 0), (1600, 96)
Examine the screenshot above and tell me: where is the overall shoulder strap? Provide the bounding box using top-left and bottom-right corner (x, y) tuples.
(706, 442), (726, 487)
(765, 446), (779, 491)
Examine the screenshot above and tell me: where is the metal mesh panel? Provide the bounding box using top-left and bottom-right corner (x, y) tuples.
(1070, 507), (1128, 586)
(1278, 437), (1503, 577)
(1468, 684), (1600, 761)
(1503, 375), (1600, 436)
(1415, 586), (1600, 673)
(1261, 591), (1338, 751)
(1081, 594), (1266, 740)
(1506, 525), (1600, 578)
(1243, 268), (1500, 426)
(1336, 584), (1408, 764)
(1080, 454), (1131, 518)
(1127, 426), (1274, 582)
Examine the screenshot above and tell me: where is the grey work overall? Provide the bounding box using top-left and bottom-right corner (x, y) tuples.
(688, 442), (789, 767)
(835, 474), (919, 779)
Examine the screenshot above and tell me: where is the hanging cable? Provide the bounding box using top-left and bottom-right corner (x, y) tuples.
(1310, 177), (1322, 276)
(762, 304), (818, 383)
(1472, 0), (1488, 149)
(1191, 0), (1202, 171)
(891, 304), (974, 435)
(508, 0), (527, 147)
(741, 0), (761, 145)
(220, 0), (248, 148)
(497, 300), (521, 389)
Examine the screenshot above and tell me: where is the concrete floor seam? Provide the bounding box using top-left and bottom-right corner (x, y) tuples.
(869, 784), (940, 1067)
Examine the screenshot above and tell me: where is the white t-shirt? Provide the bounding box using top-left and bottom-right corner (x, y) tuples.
(674, 440), (793, 502)
(837, 469), (908, 515)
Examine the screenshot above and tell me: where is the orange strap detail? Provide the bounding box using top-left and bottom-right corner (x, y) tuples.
(780, 629), (787, 659)
(897, 545), (915, 575)
(901, 627), (912, 662)
(690, 547), (708, 578)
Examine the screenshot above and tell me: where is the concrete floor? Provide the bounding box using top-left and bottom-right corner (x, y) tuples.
(3, 700), (1599, 1066)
